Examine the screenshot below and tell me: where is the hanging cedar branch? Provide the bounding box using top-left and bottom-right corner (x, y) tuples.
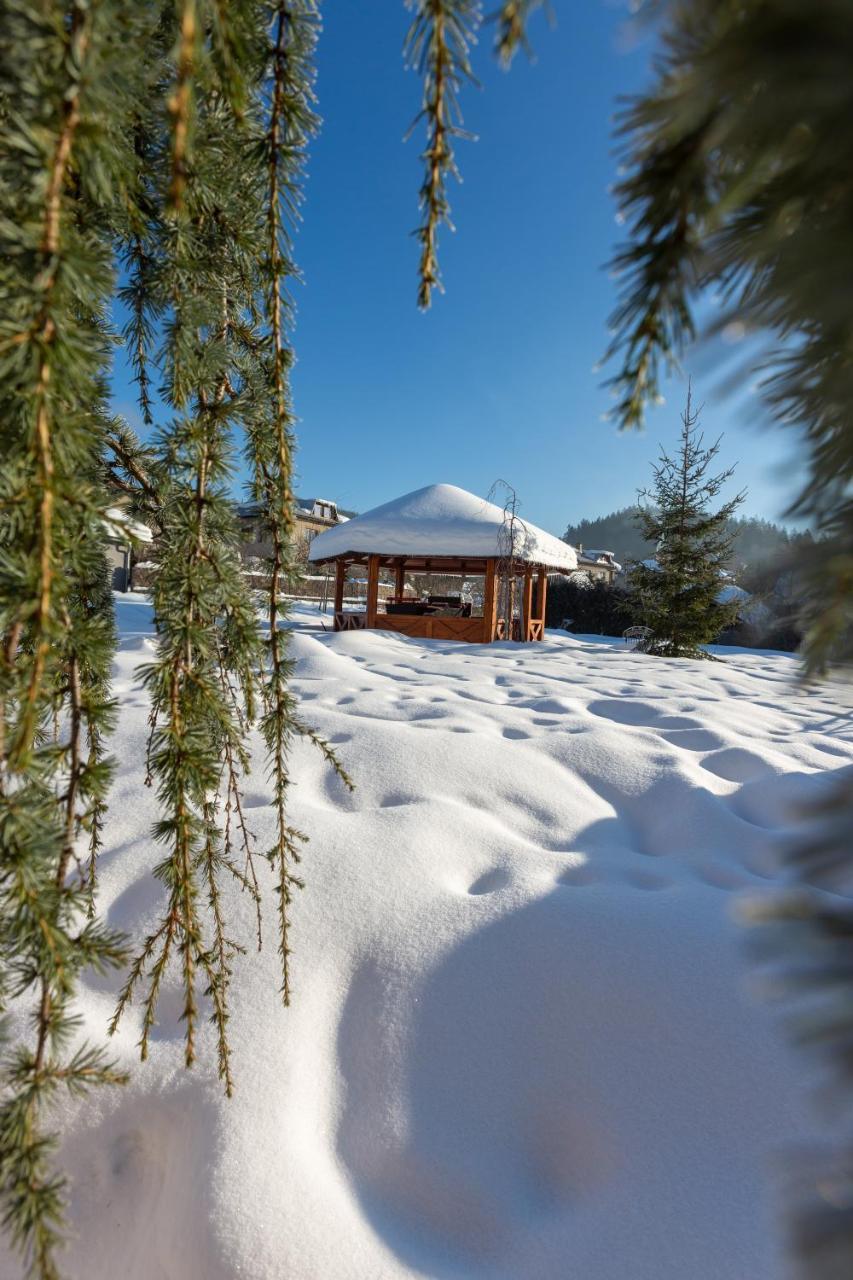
(0, 0), (151, 1274)
(606, 5), (853, 1276)
(404, 0), (482, 308)
(492, 0), (550, 67)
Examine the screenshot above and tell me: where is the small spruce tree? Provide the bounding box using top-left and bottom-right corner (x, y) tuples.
(631, 385), (745, 658)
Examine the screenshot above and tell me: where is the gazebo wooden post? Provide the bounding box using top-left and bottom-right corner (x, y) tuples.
(366, 554), (380, 629)
(537, 567), (548, 639)
(482, 559), (497, 643)
(394, 559), (405, 601)
(521, 567), (534, 642)
(333, 558), (345, 626)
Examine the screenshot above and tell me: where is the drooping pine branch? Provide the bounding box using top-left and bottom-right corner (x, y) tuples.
(112, 0), (350, 1086)
(605, 119), (712, 429)
(608, 7), (853, 1274)
(0, 0), (150, 1272)
(261, 0), (312, 1004)
(168, 0), (198, 212)
(492, 0), (549, 67)
(404, 0), (481, 308)
(12, 1), (91, 765)
(252, 0), (352, 1005)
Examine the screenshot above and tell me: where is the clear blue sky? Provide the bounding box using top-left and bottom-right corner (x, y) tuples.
(112, 1), (804, 537)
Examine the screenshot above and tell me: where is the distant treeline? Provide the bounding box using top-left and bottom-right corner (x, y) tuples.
(553, 508), (813, 651)
(544, 576), (803, 652)
(563, 508), (813, 577)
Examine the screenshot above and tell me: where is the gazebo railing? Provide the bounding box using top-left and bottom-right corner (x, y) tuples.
(326, 555), (552, 643)
(335, 610), (366, 631)
(496, 616), (544, 642)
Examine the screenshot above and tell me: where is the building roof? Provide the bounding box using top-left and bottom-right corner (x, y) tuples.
(578, 548), (622, 572)
(307, 483), (578, 571)
(235, 497), (355, 523)
(104, 507), (153, 544)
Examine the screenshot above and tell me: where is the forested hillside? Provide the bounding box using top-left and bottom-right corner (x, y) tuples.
(563, 508), (811, 575)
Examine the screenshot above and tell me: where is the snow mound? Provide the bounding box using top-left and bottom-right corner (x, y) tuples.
(12, 598), (853, 1280)
(307, 483), (578, 570)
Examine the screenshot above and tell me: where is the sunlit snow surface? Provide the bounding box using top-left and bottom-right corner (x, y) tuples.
(20, 596), (853, 1280)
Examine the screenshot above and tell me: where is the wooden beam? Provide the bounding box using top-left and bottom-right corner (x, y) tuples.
(522, 568), (534, 642)
(537, 567), (548, 638)
(348, 556), (493, 575)
(482, 559), (497, 643)
(394, 560), (405, 599)
(334, 559), (345, 620)
(366, 554), (380, 628)
(312, 553), (581, 578)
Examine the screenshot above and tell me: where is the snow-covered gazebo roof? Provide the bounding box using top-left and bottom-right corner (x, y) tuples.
(308, 483), (577, 572)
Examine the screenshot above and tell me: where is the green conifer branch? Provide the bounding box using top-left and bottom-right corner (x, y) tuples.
(404, 0), (481, 308)
(264, 0), (305, 1005)
(608, 12), (853, 1268)
(492, 0), (548, 67)
(168, 0), (199, 214)
(111, 3), (329, 1076)
(15, 1), (92, 766)
(254, 0), (317, 1005)
(0, 0), (141, 1271)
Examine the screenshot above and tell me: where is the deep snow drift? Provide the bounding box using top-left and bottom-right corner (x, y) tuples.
(13, 597), (853, 1280)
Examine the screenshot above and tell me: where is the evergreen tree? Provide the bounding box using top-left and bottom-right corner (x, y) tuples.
(0, 4), (536, 1274)
(630, 387), (744, 657)
(0, 5), (152, 1274)
(605, 4), (853, 1274)
(0, 3), (352, 1275)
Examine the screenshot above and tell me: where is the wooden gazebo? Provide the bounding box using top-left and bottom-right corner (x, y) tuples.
(308, 483), (578, 644)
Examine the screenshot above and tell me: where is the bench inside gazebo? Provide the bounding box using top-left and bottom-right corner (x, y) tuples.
(308, 484), (578, 644)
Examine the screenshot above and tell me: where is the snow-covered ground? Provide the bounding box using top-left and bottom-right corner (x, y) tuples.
(23, 597), (853, 1280)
